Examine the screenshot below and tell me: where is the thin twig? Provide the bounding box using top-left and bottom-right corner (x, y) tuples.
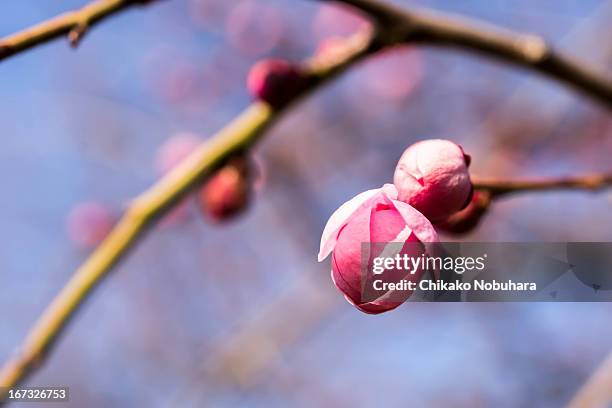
(325, 0), (612, 108)
(0, 0), (155, 60)
(472, 173), (612, 198)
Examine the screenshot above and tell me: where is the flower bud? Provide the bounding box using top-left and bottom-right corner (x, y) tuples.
(246, 59), (306, 108)
(393, 139), (472, 223)
(318, 184), (438, 314)
(155, 133), (202, 227)
(199, 157), (251, 222)
(436, 190), (491, 234)
(312, 3), (369, 41)
(155, 133), (202, 175)
(66, 202), (116, 249)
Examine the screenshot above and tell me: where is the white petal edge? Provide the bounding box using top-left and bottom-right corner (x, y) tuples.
(318, 185), (398, 262)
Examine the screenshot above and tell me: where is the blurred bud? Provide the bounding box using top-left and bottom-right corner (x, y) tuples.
(159, 62), (200, 104)
(155, 133), (202, 228)
(159, 200), (192, 229)
(251, 153), (267, 193)
(312, 3), (369, 41)
(318, 184), (438, 314)
(225, 0), (283, 57)
(436, 190), (491, 234)
(66, 202), (116, 249)
(247, 59), (307, 108)
(361, 47), (422, 102)
(189, 0), (232, 32)
(394, 139), (473, 223)
(199, 156), (252, 222)
(155, 133), (202, 175)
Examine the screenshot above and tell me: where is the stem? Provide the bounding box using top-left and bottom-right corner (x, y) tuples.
(1, 0), (612, 400)
(0, 104), (273, 397)
(0, 0), (153, 60)
(326, 0), (612, 108)
(472, 173), (612, 197)
(2, 0), (611, 107)
(0, 31), (374, 401)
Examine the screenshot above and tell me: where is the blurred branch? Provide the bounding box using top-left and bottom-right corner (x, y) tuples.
(0, 105), (273, 399)
(323, 0), (612, 108)
(473, 173), (612, 198)
(567, 352), (612, 408)
(0, 0), (156, 58)
(2, 0), (612, 401)
(0, 31), (376, 401)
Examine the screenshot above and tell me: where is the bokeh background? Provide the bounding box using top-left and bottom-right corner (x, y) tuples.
(1, 0), (612, 406)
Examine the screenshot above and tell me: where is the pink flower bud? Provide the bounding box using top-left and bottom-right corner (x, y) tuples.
(199, 157), (251, 222)
(155, 133), (202, 175)
(436, 190), (491, 234)
(312, 3), (369, 41)
(319, 184), (438, 314)
(246, 59), (306, 108)
(393, 139), (472, 223)
(226, 0), (283, 57)
(66, 202), (116, 249)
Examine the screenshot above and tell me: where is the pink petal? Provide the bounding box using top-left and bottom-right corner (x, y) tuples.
(318, 187), (381, 262)
(390, 199), (439, 243)
(343, 293), (404, 315)
(380, 183), (399, 199)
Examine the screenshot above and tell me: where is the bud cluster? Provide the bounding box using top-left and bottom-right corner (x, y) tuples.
(319, 139), (485, 314)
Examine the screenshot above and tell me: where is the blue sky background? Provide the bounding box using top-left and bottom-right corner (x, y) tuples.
(0, 0), (611, 406)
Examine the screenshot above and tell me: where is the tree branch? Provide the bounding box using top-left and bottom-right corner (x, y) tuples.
(324, 0), (612, 108)
(472, 173), (612, 198)
(0, 0), (155, 60)
(567, 353), (612, 408)
(0, 104), (274, 398)
(0, 30), (375, 401)
(2, 0), (612, 400)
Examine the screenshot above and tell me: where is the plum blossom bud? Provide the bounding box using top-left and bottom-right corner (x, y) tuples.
(155, 133), (202, 227)
(393, 139), (473, 223)
(199, 156), (251, 222)
(436, 190), (491, 234)
(247, 59), (307, 108)
(318, 184), (439, 314)
(66, 202), (116, 249)
(155, 133), (202, 175)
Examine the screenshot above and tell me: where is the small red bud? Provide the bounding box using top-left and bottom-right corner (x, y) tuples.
(199, 157), (251, 222)
(246, 59), (306, 108)
(435, 190), (491, 234)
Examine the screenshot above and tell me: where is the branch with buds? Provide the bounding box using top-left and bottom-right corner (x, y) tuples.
(1, 0), (612, 401)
